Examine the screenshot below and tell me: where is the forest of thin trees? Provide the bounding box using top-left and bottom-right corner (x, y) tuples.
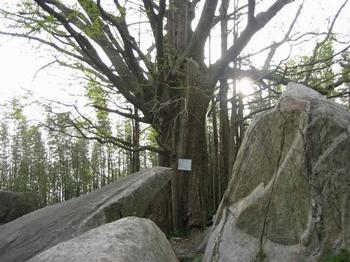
(0, 98), (158, 208)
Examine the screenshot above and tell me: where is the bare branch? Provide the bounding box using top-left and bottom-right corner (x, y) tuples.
(186, 0), (219, 59)
(262, 2), (303, 70)
(92, 104), (150, 123)
(304, 0), (349, 84)
(210, 0), (293, 82)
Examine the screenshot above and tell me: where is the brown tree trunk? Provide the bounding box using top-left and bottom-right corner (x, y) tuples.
(210, 98), (220, 210)
(219, 0), (230, 199)
(173, 88), (210, 230)
(160, 0), (211, 231)
(157, 75), (211, 231)
(229, 77), (239, 172)
(219, 82), (230, 198)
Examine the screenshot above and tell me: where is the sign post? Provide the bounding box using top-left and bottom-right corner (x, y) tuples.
(177, 159), (192, 171)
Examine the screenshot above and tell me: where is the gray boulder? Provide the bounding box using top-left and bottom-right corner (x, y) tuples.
(0, 167), (172, 262)
(29, 217), (178, 262)
(0, 191), (36, 224)
(204, 83), (350, 261)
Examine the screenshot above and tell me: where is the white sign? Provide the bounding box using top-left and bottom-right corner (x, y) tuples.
(178, 159), (192, 171)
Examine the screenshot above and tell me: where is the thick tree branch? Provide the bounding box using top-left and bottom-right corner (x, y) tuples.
(248, 0), (256, 25)
(34, 0), (149, 115)
(142, 0), (158, 36)
(85, 0), (147, 86)
(186, 0), (219, 59)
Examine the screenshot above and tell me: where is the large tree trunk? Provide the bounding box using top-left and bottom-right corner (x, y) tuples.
(156, 0), (211, 231)
(157, 65), (212, 230)
(173, 86), (210, 230)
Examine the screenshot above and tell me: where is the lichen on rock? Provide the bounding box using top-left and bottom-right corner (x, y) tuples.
(204, 82), (350, 262)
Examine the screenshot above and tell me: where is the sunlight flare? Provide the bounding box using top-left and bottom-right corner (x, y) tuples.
(236, 78), (255, 96)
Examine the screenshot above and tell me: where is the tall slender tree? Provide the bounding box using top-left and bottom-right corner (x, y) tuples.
(30, 126), (48, 207)
(0, 121), (10, 190)
(46, 112), (74, 202)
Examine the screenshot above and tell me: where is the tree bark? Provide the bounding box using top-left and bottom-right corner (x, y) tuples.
(158, 0), (211, 231)
(219, 0), (230, 199)
(157, 60), (212, 230)
(210, 99), (220, 210)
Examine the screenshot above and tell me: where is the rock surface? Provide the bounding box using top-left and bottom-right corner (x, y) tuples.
(0, 191), (36, 224)
(0, 167), (172, 262)
(29, 217), (178, 262)
(204, 83), (350, 261)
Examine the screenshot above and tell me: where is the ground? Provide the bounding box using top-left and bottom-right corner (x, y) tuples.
(170, 227), (210, 262)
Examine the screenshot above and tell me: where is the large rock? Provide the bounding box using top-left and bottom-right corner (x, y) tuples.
(204, 83), (350, 261)
(29, 217), (178, 262)
(0, 167), (172, 262)
(0, 191), (37, 224)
